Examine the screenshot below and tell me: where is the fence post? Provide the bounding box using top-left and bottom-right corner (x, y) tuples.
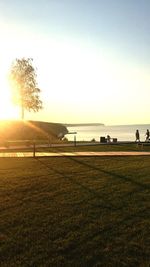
(74, 134), (76, 147)
(33, 142), (36, 157)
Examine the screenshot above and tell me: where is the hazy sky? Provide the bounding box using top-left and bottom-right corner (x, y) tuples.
(0, 0), (150, 125)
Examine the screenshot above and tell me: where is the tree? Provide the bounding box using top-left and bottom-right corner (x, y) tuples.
(10, 58), (42, 120)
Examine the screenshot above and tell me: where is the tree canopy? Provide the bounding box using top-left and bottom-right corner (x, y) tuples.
(10, 58), (42, 119)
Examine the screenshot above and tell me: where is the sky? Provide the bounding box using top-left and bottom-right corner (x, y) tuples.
(0, 0), (150, 125)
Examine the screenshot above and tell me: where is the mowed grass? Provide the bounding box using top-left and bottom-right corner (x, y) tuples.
(36, 142), (150, 154)
(0, 156), (150, 267)
(1, 142), (150, 153)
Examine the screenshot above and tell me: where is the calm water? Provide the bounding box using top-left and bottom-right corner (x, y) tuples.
(66, 125), (150, 142)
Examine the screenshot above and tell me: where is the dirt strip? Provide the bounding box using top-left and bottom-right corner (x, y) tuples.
(0, 151), (150, 157)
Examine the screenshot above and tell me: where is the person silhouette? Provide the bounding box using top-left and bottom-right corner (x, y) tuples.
(107, 135), (111, 143)
(145, 129), (150, 142)
(135, 129), (140, 142)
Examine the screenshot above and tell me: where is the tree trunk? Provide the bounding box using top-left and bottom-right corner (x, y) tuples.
(21, 100), (24, 120)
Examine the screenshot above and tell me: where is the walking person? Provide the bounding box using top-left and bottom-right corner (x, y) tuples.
(106, 135), (111, 143)
(145, 129), (150, 142)
(135, 129), (140, 142)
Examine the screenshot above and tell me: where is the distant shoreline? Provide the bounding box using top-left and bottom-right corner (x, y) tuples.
(64, 123), (150, 128)
(64, 123), (104, 127)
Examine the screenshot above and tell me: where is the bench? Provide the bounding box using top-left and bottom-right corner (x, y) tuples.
(100, 137), (117, 143)
(111, 138), (117, 143)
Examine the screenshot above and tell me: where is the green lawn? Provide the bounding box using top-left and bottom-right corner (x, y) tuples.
(40, 143), (150, 152)
(0, 156), (150, 266)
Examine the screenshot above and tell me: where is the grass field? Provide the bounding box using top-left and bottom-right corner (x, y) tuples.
(38, 143), (150, 152)
(0, 156), (150, 266)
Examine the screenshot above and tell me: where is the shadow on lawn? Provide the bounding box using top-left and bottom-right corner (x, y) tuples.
(37, 146), (148, 190)
(35, 155), (149, 212)
(35, 156), (149, 264)
(36, 157), (113, 210)
(66, 156), (149, 210)
(67, 156), (148, 190)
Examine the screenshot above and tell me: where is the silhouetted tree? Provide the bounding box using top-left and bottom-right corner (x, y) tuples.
(10, 58), (42, 119)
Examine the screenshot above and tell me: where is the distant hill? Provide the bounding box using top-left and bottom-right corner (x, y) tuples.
(64, 123), (104, 127)
(0, 120), (68, 140)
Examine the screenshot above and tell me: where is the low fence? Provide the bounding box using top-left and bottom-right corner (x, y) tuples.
(0, 139), (78, 157)
(0, 139), (150, 158)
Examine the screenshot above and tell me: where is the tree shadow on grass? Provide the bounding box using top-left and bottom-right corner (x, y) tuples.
(66, 156), (149, 210)
(35, 157), (113, 210)
(35, 156), (149, 264)
(35, 156), (149, 267)
(37, 146), (149, 190)
(67, 156), (148, 189)
(35, 155), (149, 212)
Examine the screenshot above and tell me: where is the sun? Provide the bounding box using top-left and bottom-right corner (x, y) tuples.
(0, 75), (19, 120)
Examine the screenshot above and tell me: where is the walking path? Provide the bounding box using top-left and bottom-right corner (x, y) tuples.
(0, 151), (150, 157)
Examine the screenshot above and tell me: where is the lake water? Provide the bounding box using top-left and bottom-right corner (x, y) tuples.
(66, 124), (150, 142)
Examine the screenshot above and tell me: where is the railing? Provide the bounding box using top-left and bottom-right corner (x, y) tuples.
(0, 139), (78, 157)
(0, 140), (51, 158)
(1, 139), (150, 158)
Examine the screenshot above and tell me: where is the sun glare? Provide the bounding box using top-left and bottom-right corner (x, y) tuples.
(0, 75), (19, 120)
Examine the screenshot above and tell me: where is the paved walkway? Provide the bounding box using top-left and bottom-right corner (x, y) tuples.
(0, 151), (150, 157)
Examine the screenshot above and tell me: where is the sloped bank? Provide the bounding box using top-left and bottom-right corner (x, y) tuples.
(0, 120), (68, 141)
